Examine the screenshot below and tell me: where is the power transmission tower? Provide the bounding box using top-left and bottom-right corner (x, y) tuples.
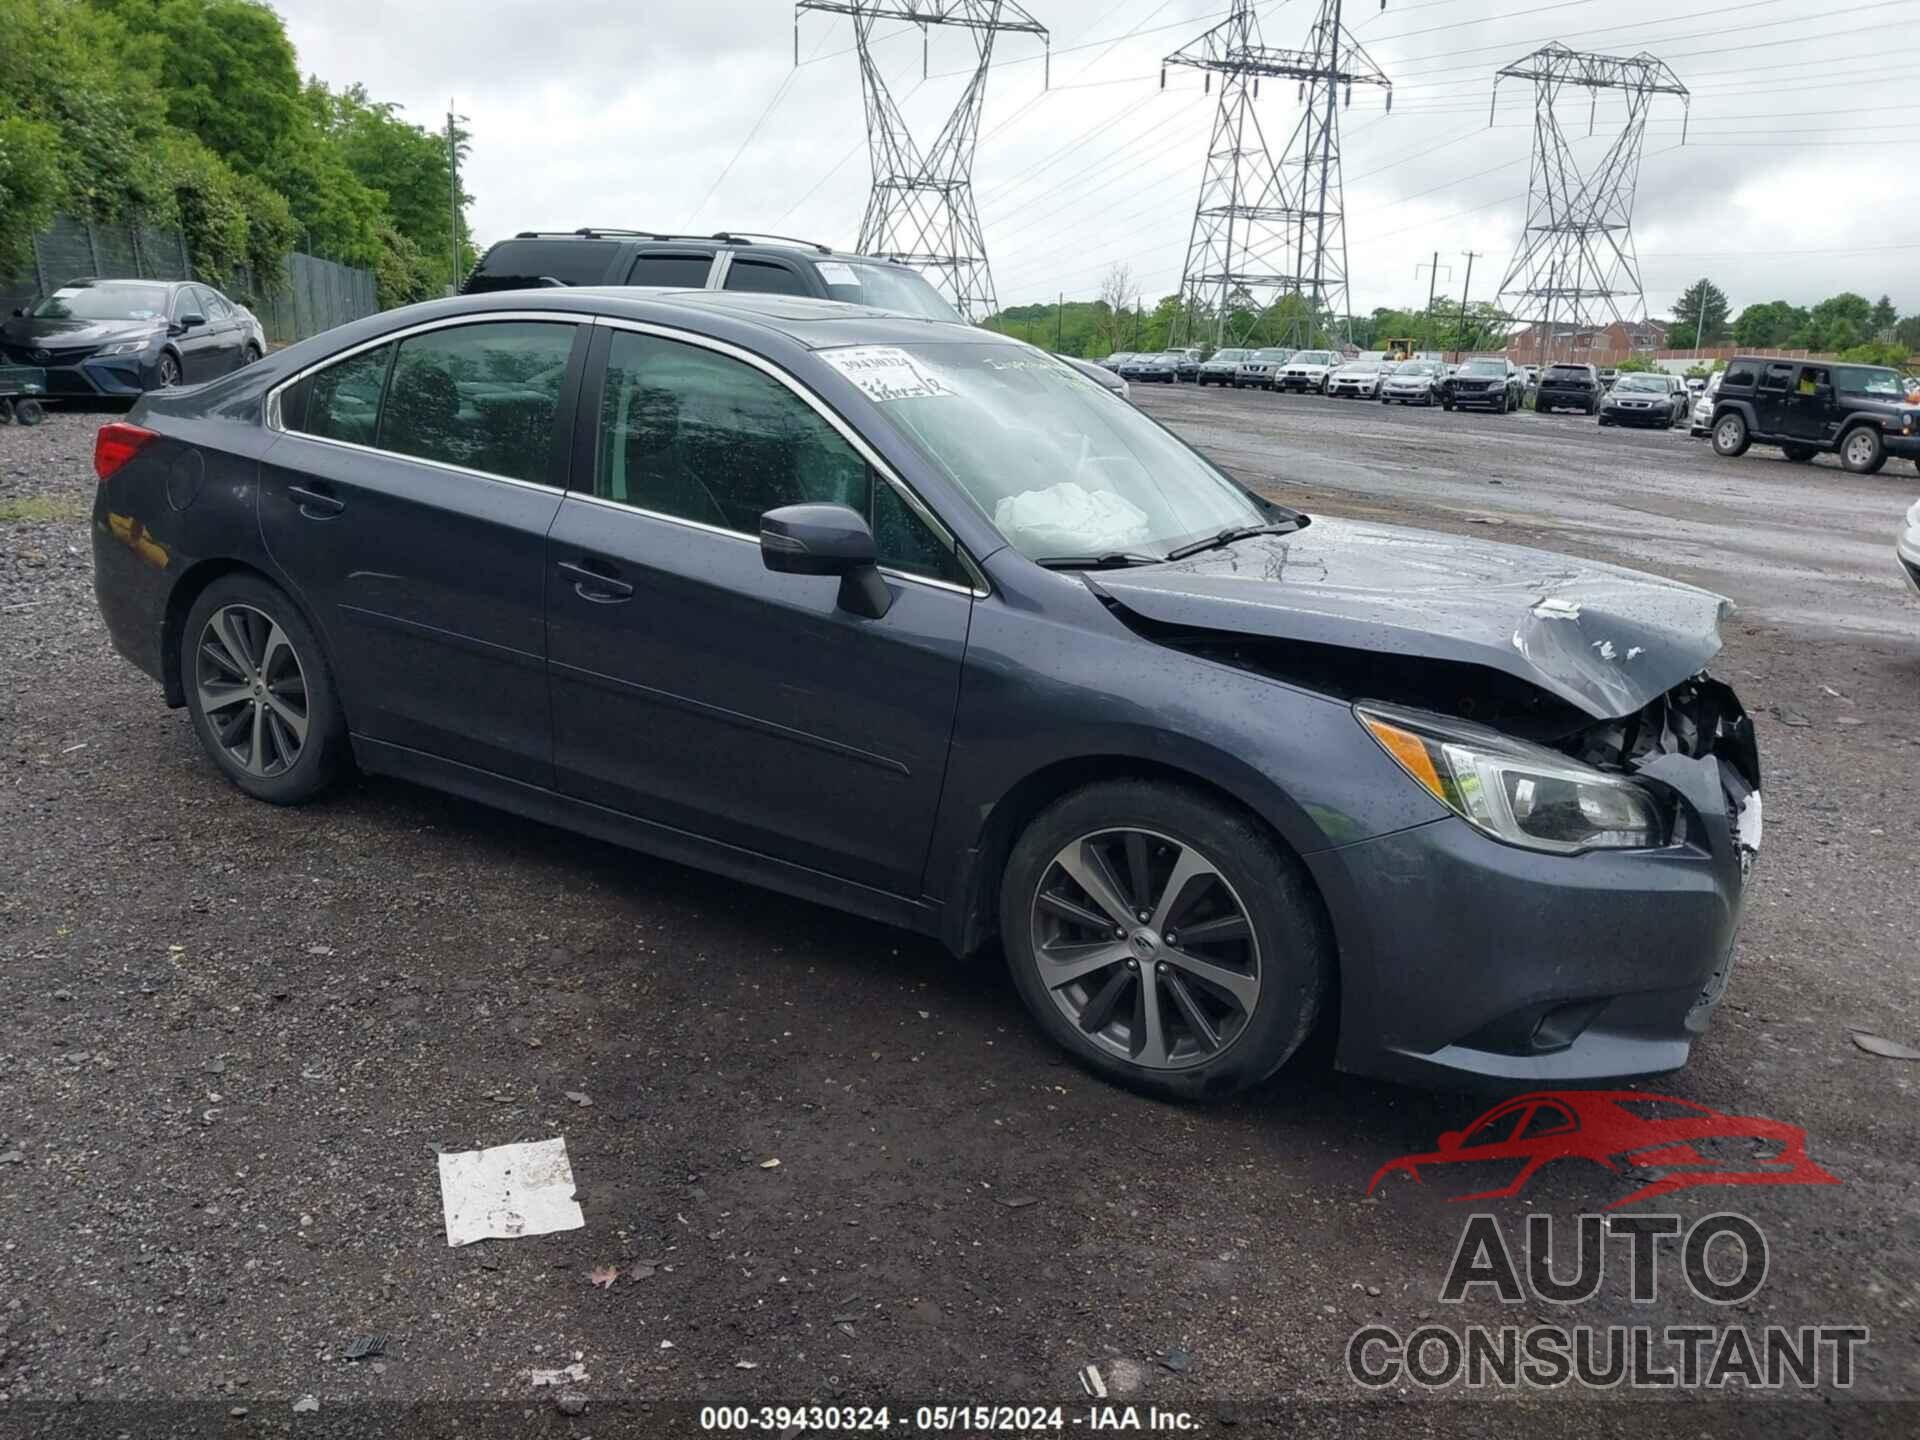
(1490, 44), (1689, 366)
(1163, 0), (1390, 349)
(795, 2), (1049, 324)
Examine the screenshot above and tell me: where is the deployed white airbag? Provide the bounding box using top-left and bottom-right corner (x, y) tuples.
(994, 482), (1151, 555)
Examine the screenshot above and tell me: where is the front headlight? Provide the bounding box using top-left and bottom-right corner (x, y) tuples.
(96, 338), (153, 357)
(1356, 703), (1667, 854)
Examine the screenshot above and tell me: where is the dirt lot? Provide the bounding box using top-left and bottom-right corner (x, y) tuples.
(2, 392), (1917, 1436)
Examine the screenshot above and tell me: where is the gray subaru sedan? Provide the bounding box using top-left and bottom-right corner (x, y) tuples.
(90, 290), (1761, 1099)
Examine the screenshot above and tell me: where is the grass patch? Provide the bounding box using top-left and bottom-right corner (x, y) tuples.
(0, 495), (89, 524)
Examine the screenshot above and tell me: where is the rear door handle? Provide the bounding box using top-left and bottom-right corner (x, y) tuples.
(557, 558), (634, 603)
(287, 483), (345, 518)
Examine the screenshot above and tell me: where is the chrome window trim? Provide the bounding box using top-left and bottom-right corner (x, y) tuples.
(588, 315), (988, 596)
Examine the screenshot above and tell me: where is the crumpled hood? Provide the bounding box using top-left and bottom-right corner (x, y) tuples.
(1086, 516), (1733, 718)
(3, 317), (161, 350)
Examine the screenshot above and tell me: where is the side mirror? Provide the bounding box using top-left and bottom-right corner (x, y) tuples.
(8, 307), (23, 318)
(1813, 383), (1834, 399)
(759, 503), (890, 618)
(1437, 1130), (1464, 1153)
(175, 312), (206, 332)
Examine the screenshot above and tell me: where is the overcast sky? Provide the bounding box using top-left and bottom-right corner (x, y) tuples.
(275, 0), (1918, 321)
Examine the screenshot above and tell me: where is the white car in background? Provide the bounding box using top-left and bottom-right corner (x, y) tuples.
(1278, 349), (1339, 394)
(1900, 497), (1920, 596)
(1689, 371), (1723, 437)
(1327, 360), (1387, 399)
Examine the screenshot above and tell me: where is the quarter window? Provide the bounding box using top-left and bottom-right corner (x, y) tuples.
(378, 321), (576, 484)
(285, 344), (393, 447)
(594, 330), (968, 585)
(1723, 364), (1755, 387)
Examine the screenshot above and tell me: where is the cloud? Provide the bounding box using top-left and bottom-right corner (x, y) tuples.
(273, 0), (1917, 321)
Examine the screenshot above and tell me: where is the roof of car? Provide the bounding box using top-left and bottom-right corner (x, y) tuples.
(380, 286), (990, 351)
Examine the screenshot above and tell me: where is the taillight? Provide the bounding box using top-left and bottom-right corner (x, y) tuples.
(94, 422), (158, 482)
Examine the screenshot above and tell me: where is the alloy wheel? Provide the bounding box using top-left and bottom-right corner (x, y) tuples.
(157, 355), (181, 388)
(195, 603), (309, 777)
(1844, 431), (1877, 469)
(1028, 828), (1261, 1071)
(1715, 417), (1744, 453)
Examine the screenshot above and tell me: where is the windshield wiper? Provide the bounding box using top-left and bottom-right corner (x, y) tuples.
(1163, 520), (1305, 562)
(1033, 552), (1163, 570)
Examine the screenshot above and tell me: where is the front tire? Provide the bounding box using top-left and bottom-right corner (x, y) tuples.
(181, 574), (347, 805)
(1000, 781), (1331, 1102)
(1713, 413), (1751, 457)
(1840, 426), (1886, 475)
(154, 352), (182, 389)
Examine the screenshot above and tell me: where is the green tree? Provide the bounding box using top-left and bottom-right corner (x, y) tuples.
(1836, 341), (1911, 367)
(1670, 277), (1731, 348)
(1869, 295), (1898, 339)
(1731, 300), (1806, 349)
(0, 115), (63, 268)
(1896, 315), (1920, 354)
(1804, 292), (1873, 352)
(90, 0), (301, 175)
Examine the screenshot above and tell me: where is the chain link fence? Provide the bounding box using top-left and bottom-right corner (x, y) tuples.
(3, 215), (377, 345)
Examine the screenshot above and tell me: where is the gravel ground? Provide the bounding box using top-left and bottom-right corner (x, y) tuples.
(2, 397), (1917, 1436)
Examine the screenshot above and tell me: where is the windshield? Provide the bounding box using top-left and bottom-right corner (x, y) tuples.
(1544, 365), (1589, 379)
(1393, 360), (1442, 377)
(28, 282), (169, 322)
(1248, 349), (1289, 363)
(1832, 365), (1904, 398)
(1291, 351), (1334, 366)
(1461, 360), (1505, 376)
(829, 342), (1272, 563)
(1615, 374), (1666, 393)
(1211, 349), (1248, 363)
(818, 260), (962, 323)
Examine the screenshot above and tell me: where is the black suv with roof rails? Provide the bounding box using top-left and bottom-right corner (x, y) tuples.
(1708, 355), (1920, 475)
(462, 228), (963, 324)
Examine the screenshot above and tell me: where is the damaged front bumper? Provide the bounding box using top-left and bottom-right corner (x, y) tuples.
(1312, 676), (1760, 1087)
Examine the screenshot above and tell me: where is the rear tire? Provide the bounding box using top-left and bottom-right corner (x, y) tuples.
(1713, 413), (1750, 457)
(181, 574), (347, 805)
(1840, 426), (1886, 475)
(1000, 780), (1331, 1102)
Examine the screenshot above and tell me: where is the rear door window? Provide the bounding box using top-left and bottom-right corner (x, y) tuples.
(1759, 363), (1795, 393)
(377, 321), (578, 483)
(723, 259), (813, 298)
(626, 252), (717, 288)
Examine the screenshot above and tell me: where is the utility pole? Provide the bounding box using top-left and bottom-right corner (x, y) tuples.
(1457, 250), (1483, 353)
(1163, 0), (1391, 349)
(446, 100), (466, 296)
(1416, 252), (1450, 356)
(1492, 46), (1690, 363)
(794, 2), (1049, 323)
(1692, 281), (1707, 356)
(1056, 291), (1063, 352)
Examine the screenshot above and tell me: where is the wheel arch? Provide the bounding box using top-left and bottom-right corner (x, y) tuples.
(160, 559), (339, 722)
(942, 753), (1339, 970)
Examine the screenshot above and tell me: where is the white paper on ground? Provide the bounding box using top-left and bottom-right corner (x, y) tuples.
(438, 1136), (584, 1247)
(993, 482), (1151, 556)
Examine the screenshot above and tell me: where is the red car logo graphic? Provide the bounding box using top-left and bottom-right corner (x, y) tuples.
(1366, 1091), (1839, 1210)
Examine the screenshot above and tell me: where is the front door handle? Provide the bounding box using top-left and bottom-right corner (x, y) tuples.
(287, 483), (344, 518)
(557, 558), (634, 603)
